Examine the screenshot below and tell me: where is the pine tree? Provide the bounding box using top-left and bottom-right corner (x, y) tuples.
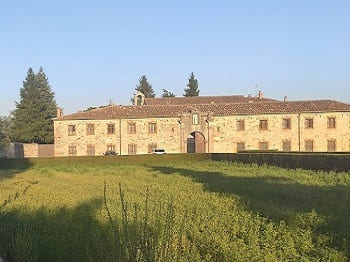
(161, 89), (175, 97)
(183, 72), (199, 97)
(10, 67), (57, 144)
(134, 75), (155, 98)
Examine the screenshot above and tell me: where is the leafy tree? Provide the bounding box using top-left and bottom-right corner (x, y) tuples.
(183, 72), (199, 97)
(11, 67), (57, 144)
(161, 89), (175, 97)
(134, 75), (155, 98)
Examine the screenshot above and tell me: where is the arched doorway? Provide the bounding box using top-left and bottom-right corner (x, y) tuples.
(187, 132), (205, 153)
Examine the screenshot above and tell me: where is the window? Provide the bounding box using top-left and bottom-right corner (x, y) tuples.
(86, 124), (94, 135)
(149, 122), (157, 134)
(68, 125), (76, 136)
(127, 123), (136, 134)
(148, 143), (157, 153)
(237, 142), (245, 152)
(305, 118), (313, 129)
(107, 124), (115, 134)
(327, 117), (336, 129)
(282, 118), (291, 129)
(87, 144), (95, 156)
(128, 144), (137, 155)
(107, 144), (116, 152)
(236, 120), (245, 131)
(259, 142), (268, 150)
(305, 140), (314, 152)
(259, 120), (268, 130)
(282, 140), (291, 151)
(327, 140), (336, 152)
(192, 113), (199, 125)
(69, 145), (77, 156)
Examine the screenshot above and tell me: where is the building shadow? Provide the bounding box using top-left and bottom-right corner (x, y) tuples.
(150, 165), (350, 256)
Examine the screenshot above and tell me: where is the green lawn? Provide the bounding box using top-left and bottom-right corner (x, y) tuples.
(0, 156), (349, 261)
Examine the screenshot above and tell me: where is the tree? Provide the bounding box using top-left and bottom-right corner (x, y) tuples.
(161, 89), (175, 97)
(10, 67), (57, 144)
(183, 72), (199, 97)
(0, 116), (11, 146)
(134, 75), (155, 98)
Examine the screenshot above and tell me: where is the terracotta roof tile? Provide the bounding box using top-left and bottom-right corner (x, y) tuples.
(55, 99), (350, 121)
(145, 95), (277, 105)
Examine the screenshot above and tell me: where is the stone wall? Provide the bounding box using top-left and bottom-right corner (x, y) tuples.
(54, 112), (350, 156)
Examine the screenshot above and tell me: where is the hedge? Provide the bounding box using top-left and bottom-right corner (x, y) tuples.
(210, 153), (350, 172)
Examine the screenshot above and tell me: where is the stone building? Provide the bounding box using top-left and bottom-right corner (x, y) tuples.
(53, 92), (350, 156)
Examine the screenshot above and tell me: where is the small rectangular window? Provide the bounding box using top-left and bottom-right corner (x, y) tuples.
(87, 144), (95, 156)
(86, 124), (94, 135)
(68, 125), (76, 136)
(305, 118), (313, 129)
(69, 145), (77, 156)
(259, 142), (268, 150)
(305, 140), (314, 152)
(192, 113), (199, 125)
(107, 144), (115, 152)
(327, 140), (336, 152)
(282, 118), (291, 129)
(237, 142), (245, 152)
(327, 117), (336, 129)
(148, 143), (157, 153)
(282, 140), (291, 151)
(128, 123), (136, 134)
(236, 120), (245, 131)
(259, 120), (268, 130)
(128, 144), (137, 155)
(107, 124), (115, 134)
(149, 122), (157, 134)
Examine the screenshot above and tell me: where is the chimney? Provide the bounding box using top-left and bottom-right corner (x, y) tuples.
(258, 90), (263, 99)
(56, 107), (63, 118)
(284, 96), (288, 102)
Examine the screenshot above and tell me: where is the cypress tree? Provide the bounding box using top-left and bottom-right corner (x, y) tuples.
(161, 89), (175, 97)
(0, 116), (10, 146)
(134, 75), (155, 98)
(183, 72), (199, 97)
(11, 67), (57, 144)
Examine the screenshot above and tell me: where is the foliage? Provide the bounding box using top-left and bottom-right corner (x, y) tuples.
(0, 157), (349, 261)
(161, 89), (175, 98)
(183, 72), (199, 97)
(132, 75), (155, 101)
(211, 152), (350, 172)
(10, 68), (57, 144)
(0, 116), (11, 146)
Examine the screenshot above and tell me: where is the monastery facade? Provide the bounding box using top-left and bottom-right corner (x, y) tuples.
(53, 92), (350, 156)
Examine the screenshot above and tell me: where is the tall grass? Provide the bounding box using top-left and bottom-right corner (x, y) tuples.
(99, 182), (198, 262)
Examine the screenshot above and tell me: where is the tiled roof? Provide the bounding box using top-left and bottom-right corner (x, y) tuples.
(145, 95), (277, 105)
(55, 100), (350, 121)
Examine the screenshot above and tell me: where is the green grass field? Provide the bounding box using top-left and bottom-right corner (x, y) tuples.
(0, 155), (349, 261)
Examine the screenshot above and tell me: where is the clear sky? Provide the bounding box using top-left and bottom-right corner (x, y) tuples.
(1, 0), (349, 115)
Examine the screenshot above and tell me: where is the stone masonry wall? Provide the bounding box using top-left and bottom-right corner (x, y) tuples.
(54, 112), (350, 156)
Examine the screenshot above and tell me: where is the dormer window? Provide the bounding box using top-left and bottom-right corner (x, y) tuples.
(192, 113), (199, 125)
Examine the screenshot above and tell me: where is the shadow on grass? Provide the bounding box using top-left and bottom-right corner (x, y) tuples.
(151, 165), (350, 256)
(0, 198), (112, 262)
(0, 158), (33, 182)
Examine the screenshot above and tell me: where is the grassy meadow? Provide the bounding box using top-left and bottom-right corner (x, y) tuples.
(0, 155), (349, 261)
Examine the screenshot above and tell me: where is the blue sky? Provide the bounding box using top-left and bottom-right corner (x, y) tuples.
(1, 1), (349, 115)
